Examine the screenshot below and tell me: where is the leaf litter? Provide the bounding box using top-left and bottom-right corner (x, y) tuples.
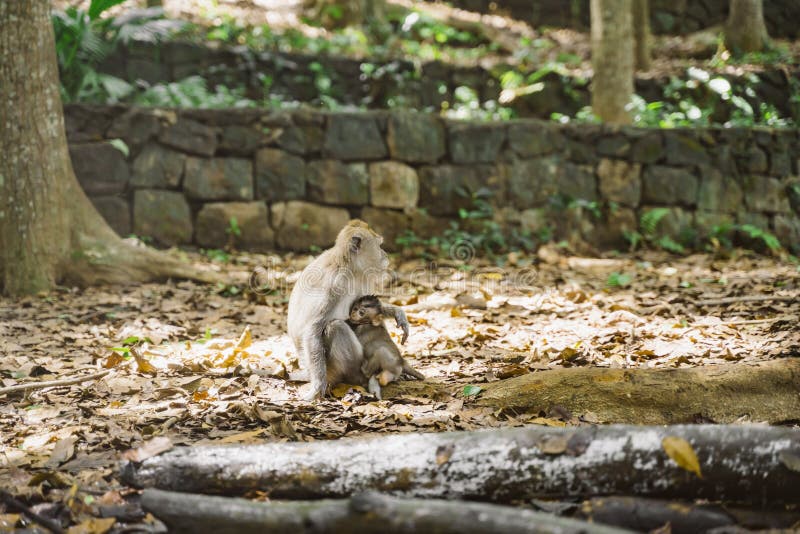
(0, 247), (797, 530)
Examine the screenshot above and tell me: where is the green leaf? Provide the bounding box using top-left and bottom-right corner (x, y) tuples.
(88, 0), (127, 21)
(121, 336), (140, 346)
(606, 272), (632, 288)
(462, 385), (482, 397)
(108, 138), (129, 158)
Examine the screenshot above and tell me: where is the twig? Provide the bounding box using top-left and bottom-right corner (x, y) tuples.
(695, 295), (797, 306)
(0, 369), (111, 397)
(0, 490), (65, 534)
(720, 315), (797, 326)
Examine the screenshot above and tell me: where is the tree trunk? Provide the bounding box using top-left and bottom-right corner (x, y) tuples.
(590, 0), (634, 124)
(632, 0), (651, 70)
(121, 425), (800, 506)
(724, 0), (769, 55)
(0, 2), (222, 296)
(141, 490), (629, 534)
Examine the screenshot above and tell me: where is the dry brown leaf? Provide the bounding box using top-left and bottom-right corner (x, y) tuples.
(435, 443), (455, 465)
(121, 436), (173, 463)
(537, 434), (569, 455)
(67, 517), (116, 534)
(46, 436), (78, 468)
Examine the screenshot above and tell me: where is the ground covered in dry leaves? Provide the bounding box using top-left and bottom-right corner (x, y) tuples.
(1, 247), (798, 531)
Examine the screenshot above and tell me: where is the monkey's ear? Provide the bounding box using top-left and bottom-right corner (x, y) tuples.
(349, 235), (362, 254)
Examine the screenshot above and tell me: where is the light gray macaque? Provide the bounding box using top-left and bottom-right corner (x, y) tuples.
(286, 221), (410, 400)
(347, 295), (424, 400)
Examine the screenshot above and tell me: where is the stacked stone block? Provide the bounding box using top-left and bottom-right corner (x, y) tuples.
(65, 104), (800, 254)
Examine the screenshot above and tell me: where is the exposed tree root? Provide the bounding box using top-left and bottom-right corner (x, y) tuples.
(475, 358), (800, 424)
(141, 490), (627, 534)
(122, 424), (800, 506)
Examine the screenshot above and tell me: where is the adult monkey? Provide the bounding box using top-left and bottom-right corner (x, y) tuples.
(287, 220), (410, 400)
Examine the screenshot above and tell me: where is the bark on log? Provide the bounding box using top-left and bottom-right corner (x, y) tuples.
(122, 425), (800, 506)
(572, 496), (800, 533)
(476, 358), (800, 424)
(141, 489), (630, 534)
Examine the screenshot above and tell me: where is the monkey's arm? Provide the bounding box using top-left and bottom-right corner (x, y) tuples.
(379, 304), (410, 344)
(302, 325), (328, 400)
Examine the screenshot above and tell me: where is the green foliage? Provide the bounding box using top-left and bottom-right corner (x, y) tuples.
(623, 208), (690, 255)
(462, 385), (482, 397)
(640, 208), (670, 237)
(134, 76), (256, 108)
(738, 224), (781, 252)
(396, 191), (535, 262)
(203, 249), (231, 263)
(606, 272), (632, 288)
(53, 2), (183, 102)
(226, 217), (242, 238)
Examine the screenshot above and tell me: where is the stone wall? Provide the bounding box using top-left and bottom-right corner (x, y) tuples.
(99, 41), (799, 122)
(444, 0), (800, 37)
(65, 104), (800, 254)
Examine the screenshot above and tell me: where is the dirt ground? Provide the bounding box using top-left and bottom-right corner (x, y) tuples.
(1, 247), (798, 525)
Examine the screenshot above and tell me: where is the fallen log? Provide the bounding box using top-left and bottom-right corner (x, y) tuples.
(122, 424), (800, 506)
(141, 489), (630, 534)
(571, 496), (800, 533)
(475, 358), (800, 424)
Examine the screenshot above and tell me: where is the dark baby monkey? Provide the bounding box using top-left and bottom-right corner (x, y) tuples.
(347, 295), (424, 399)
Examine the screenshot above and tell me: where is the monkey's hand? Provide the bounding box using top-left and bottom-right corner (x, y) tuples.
(381, 304), (410, 344)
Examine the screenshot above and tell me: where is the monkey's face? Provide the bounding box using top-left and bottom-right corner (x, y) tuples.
(349, 298), (382, 325)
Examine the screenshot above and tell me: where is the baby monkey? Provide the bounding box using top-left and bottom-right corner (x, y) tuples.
(347, 295), (424, 399)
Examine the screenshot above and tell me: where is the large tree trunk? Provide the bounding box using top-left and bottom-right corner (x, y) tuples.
(724, 0), (769, 55)
(122, 425), (800, 506)
(0, 2), (222, 296)
(590, 0), (634, 124)
(632, 0), (651, 70)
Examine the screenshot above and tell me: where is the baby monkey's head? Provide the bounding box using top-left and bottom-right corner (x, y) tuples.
(349, 295), (384, 326)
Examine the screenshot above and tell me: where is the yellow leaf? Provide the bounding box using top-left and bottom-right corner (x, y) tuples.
(103, 352), (124, 369)
(450, 307), (463, 317)
(662, 436), (703, 478)
(134, 355), (157, 375)
(219, 429), (264, 444)
(234, 326), (252, 351)
(331, 383), (365, 398)
(67, 517), (116, 534)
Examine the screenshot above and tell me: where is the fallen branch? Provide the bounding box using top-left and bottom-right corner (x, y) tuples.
(572, 496), (800, 533)
(141, 489), (629, 534)
(122, 425), (800, 506)
(475, 358), (800, 424)
(0, 369), (111, 397)
(0, 489), (65, 534)
(695, 294), (797, 306)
